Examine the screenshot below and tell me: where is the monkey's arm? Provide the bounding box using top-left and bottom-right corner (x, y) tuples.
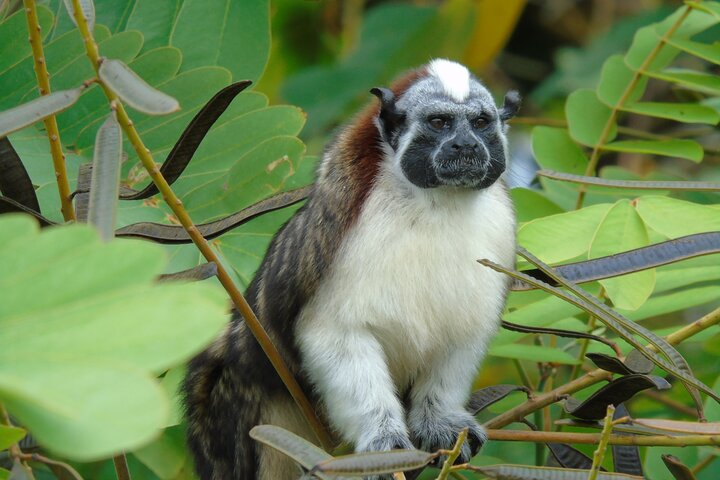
(297, 323), (414, 452)
(407, 344), (488, 462)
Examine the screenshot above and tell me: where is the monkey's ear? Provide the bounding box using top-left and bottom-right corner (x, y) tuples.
(370, 87), (405, 143)
(499, 90), (521, 122)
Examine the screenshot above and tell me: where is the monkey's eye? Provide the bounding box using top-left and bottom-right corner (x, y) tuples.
(472, 117), (490, 129)
(428, 116), (451, 130)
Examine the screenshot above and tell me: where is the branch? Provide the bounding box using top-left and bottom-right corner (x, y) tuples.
(22, 0), (75, 221)
(69, 0), (331, 451)
(487, 429), (720, 447)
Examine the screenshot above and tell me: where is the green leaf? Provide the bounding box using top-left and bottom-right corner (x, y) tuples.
(645, 68), (720, 96)
(488, 344), (581, 364)
(635, 196), (720, 237)
(0, 425), (26, 450)
(99, 58), (180, 115)
(623, 285), (720, 322)
(531, 127), (588, 174)
(0, 215), (228, 461)
(88, 113), (122, 241)
(133, 426), (186, 479)
(0, 6), (53, 75)
(1, 359), (165, 461)
(510, 188), (564, 224)
(621, 101), (719, 125)
(170, 0), (270, 82)
(518, 203), (613, 265)
(126, 0), (183, 52)
(565, 89), (617, 147)
(603, 139), (704, 162)
(0, 87), (83, 138)
(624, 26), (679, 72)
(62, 0), (95, 32)
(665, 36), (720, 65)
(588, 200), (654, 310)
(597, 55), (647, 106)
(0, 467), (8, 480)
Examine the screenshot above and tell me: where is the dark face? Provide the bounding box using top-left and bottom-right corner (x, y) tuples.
(372, 81), (519, 191)
(400, 111), (507, 190)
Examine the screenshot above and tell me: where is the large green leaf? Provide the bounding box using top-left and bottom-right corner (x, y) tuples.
(170, 0), (270, 82)
(635, 196), (720, 237)
(0, 215), (228, 461)
(0, 6), (53, 74)
(603, 139), (704, 163)
(531, 127), (588, 174)
(588, 199), (654, 310)
(518, 203), (613, 265)
(488, 344), (580, 365)
(565, 89), (617, 147)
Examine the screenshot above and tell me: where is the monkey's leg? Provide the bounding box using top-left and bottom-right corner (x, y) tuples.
(298, 326), (414, 452)
(407, 345), (487, 463)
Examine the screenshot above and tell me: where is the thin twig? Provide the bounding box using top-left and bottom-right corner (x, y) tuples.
(22, 0), (75, 221)
(487, 429), (720, 446)
(69, 0), (332, 450)
(0, 403), (35, 479)
(112, 455), (131, 480)
(436, 429), (468, 480)
(588, 405), (615, 480)
(18, 453), (83, 480)
(575, 5), (692, 209)
(691, 453), (717, 475)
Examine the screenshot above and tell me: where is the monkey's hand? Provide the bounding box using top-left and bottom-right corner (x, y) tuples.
(409, 410), (487, 465)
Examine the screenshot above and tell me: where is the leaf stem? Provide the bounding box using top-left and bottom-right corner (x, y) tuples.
(574, 5), (692, 209)
(112, 455), (131, 480)
(22, 0), (75, 222)
(69, 0), (332, 450)
(588, 405), (614, 480)
(487, 428), (720, 446)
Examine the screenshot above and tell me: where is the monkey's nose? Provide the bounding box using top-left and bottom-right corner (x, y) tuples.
(451, 142), (479, 156)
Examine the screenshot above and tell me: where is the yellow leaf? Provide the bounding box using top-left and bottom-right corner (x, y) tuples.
(463, 0), (527, 70)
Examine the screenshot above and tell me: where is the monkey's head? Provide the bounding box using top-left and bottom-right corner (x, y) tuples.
(371, 59), (520, 190)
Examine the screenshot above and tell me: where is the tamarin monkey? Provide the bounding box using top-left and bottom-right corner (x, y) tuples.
(183, 59), (520, 479)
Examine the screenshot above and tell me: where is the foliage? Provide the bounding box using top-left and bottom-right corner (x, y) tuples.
(0, 0), (719, 480)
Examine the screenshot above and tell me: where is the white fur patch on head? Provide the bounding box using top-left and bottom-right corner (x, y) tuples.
(427, 59), (471, 102)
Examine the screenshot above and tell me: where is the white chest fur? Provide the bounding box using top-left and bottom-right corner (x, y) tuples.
(297, 170), (516, 390)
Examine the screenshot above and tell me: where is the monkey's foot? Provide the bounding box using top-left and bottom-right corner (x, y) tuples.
(410, 411), (487, 464)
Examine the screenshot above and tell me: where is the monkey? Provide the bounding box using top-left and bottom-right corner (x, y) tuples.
(183, 59), (520, 480)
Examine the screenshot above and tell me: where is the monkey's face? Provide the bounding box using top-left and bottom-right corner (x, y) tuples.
(398, 99), (507, 190)
(372, 66), (520, 190)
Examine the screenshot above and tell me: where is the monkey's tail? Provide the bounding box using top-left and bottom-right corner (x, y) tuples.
(183, 345), (262, 479)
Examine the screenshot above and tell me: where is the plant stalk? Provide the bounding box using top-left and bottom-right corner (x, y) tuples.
(575, 5), (692, 209)
(69, 0), (332, 450)
(437, 429), (468, 480)
(487, 429), (720, 447)
(588, 405), (614, 480)
(112, 455), (131, 480)
(22, 0), (75, 222)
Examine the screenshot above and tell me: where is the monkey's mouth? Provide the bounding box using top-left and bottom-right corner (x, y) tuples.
(434, 156), (505, 189)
